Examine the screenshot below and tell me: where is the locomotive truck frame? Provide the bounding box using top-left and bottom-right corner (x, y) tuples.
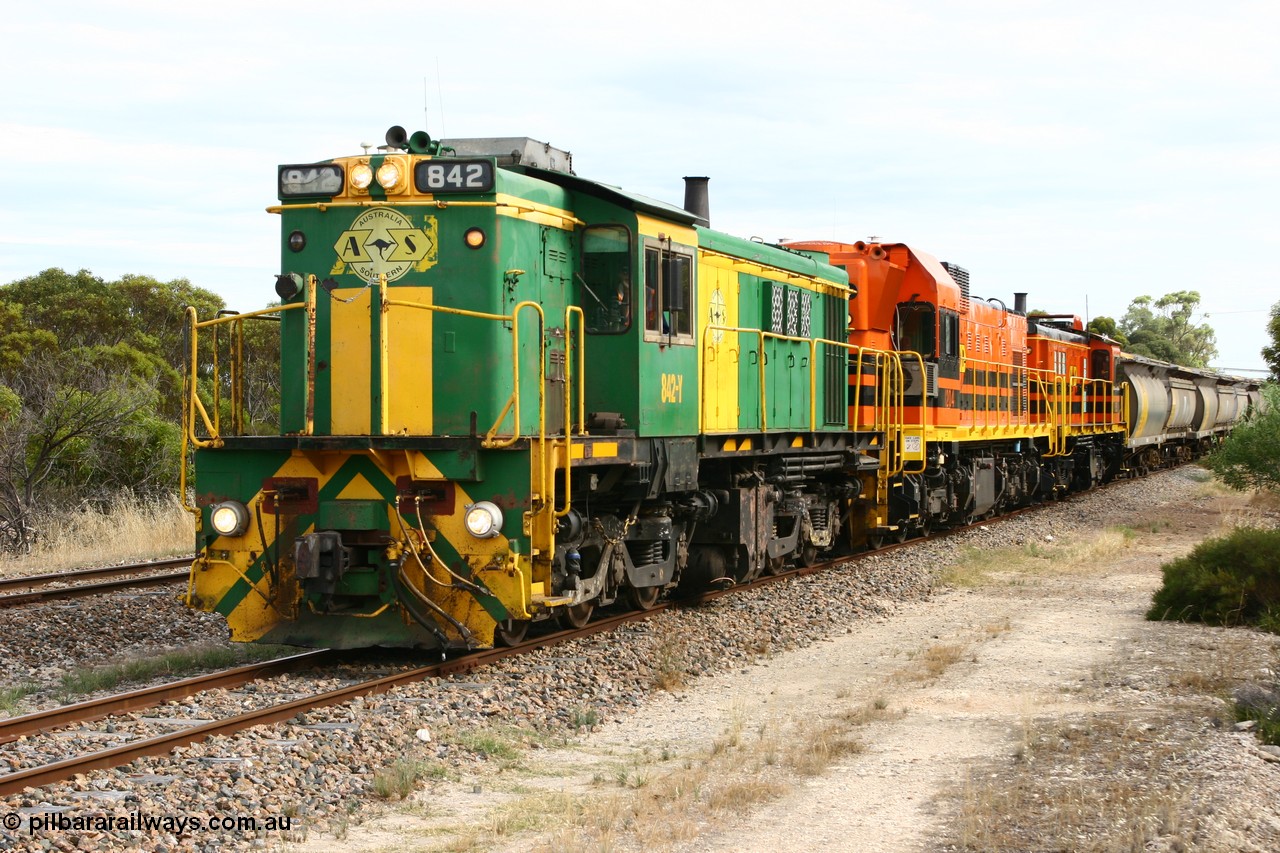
(181, 128), (1260, 651)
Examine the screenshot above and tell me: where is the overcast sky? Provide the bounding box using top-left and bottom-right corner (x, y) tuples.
(2, 1), (1275, 372)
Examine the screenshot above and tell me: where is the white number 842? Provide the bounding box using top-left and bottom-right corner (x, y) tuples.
(422, 163), (487, 189)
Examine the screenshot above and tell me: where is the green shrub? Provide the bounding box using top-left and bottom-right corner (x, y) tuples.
(1146, 527), (1280, 633)
(1204, 384), (1280, 493)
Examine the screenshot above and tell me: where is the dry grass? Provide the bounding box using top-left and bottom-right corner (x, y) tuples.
(1186, 468), (1280, 532)
(1161, 633), (1267, 697)
(650, 623), (689, 692)
(1217, 498), (1280, 534)
(0, 492), (192, 577)
(1192, 470), (1236, 498)
(785, 720), (865, 776)
(939, 526), (1136, 588)
(947, 593), (1280, 853)
(984, 618), (1012, 637)
(705, 777), (789, 812)
(444, 694), (877, 853)
(443, 793), (581, 852)
(893, 640), (971, 684)
(920, 643), (966, 678)
(838, 695), (903, 727)
(1248, 489), (1280, 513)
(952, 714), (1196, 852)
(371, 758), (435, 800)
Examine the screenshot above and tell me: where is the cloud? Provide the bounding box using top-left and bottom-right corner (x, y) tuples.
(1, 1), (1275, 370)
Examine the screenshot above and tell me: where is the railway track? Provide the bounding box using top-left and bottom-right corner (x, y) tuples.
(0, 650), (335, 747)
(0, 556), (193, 608)
(0, 473), (1160, 798)
(0, 521), (973, 797)
(0, 613), (642, 797)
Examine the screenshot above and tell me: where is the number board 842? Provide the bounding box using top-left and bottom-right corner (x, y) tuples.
(413, 159), (495, 194)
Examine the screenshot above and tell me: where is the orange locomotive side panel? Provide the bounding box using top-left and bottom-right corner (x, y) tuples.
(787, 240), (1042, 435)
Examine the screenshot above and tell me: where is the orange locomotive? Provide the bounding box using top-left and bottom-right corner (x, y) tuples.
(785, 240), (1127, 546)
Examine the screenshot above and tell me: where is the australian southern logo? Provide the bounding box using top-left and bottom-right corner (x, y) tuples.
(709, 288), (727, 343)
(331, 210), (438, 281)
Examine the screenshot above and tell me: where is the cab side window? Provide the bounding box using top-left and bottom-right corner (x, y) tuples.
(644, 241), (694, 344)
(581, 225), (632, 334)
(895, 303), (936, 356)
(1091, 348), (1111, 382)
(940, 311), (960, 358)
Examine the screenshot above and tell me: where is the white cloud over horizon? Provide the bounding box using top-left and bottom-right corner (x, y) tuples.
(2, 0), (1275, 372)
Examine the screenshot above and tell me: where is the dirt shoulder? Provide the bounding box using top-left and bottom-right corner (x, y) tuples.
(293, 480), (1280, 852)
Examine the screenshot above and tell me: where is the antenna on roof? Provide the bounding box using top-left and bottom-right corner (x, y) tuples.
(435, 58), (447, 141)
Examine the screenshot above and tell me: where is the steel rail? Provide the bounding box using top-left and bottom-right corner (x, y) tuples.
(0, 650), (334, 746)
(0, 571), (191, 608)
(0, 558), (194, 608)
(0, 556), (194, 594)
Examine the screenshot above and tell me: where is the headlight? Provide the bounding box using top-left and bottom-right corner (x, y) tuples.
(375, 162), (402, 191)
(275, 273), (302, 300)
(463, 501), (504, 539)
(350, 163), (373, 191)
(210, 501), (250, 537)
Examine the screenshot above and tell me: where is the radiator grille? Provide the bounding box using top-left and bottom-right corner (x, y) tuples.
(942, 262), (970, 313)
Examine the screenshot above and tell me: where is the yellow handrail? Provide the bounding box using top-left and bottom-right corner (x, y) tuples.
(379, 296), (548, 449)
(181, 281), (589, 550)
(699, 326), (916, 459)
(181, 297), (310, 513)
(555, 306), (586, 519)
(1032, 373), (1064, 457)
(890, 351), (925, 476)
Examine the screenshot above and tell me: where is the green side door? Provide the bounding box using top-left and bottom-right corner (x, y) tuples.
(638, 239), (698, 436)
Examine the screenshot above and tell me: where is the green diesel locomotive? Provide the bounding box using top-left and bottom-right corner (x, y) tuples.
(183, 127), (885, 649)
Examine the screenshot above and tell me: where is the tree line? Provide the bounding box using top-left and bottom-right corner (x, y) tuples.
(0, 269), (1274, 555)
(0, 269), (278, 553)
(1085, 290), (1219, 368)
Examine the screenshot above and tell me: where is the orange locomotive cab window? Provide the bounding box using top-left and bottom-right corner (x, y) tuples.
(895, 302), (936, 356)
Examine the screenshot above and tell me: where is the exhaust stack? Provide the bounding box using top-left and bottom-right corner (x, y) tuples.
(1014, 292), (1028, 315)
(682, 176), (710, 227)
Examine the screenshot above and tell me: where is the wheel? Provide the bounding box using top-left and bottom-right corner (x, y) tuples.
(797, 542), (820, 567)
(558, 601), (594, 629)
(865, 534), (884, 552)
(892, 527), (909, 544)
(494, 618), (529, 646)
(682, 546), (728, 591)
(627, 583), (661, 611)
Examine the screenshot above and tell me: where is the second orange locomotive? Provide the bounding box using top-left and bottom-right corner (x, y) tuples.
(785, 239), (1128, 546)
